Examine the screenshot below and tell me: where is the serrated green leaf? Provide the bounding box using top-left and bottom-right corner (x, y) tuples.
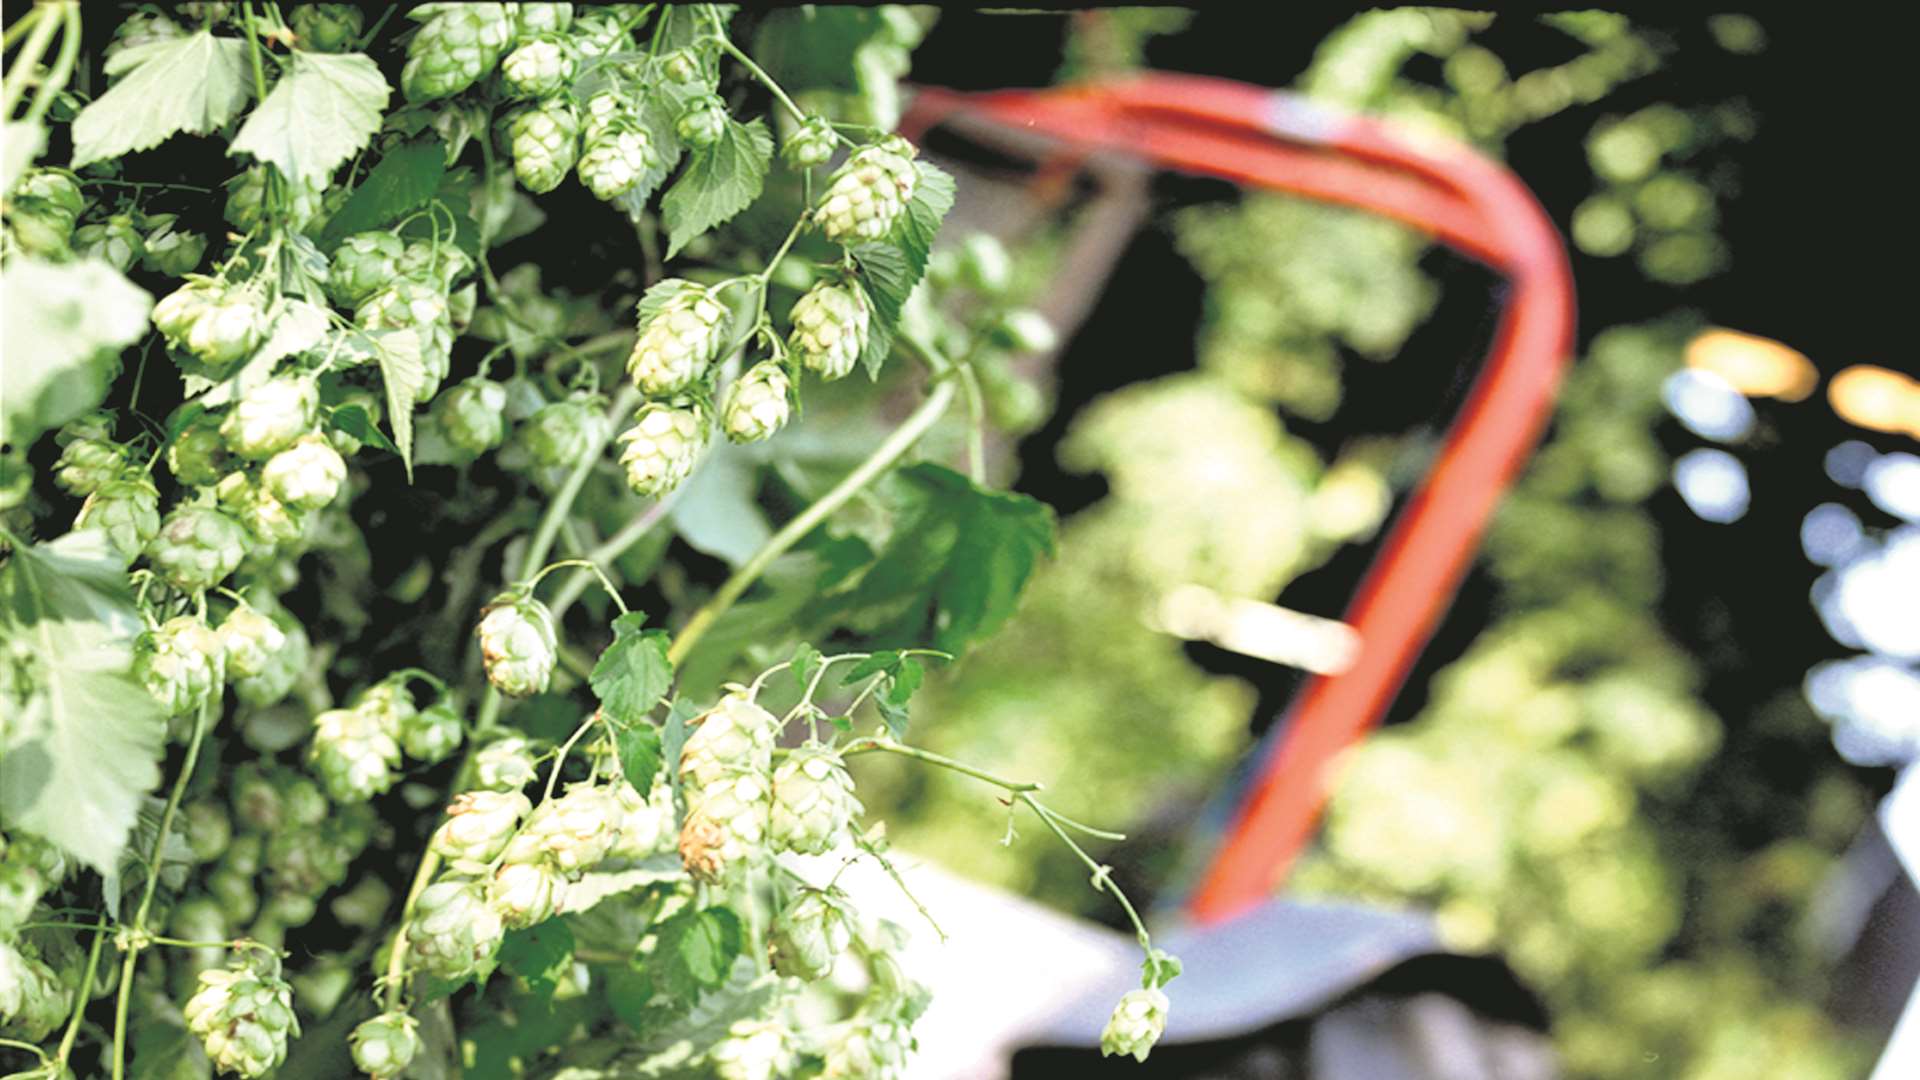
(129, 1015), (212, 1080)
(831, 463), (1057, 656)
(319, 137), (448, 250)
(591, 612), (674, 724)
(0, 256), (153, 449)
(230, 51), (390, 187)
(610, 87), (687, 223)
(842, 649), (904, 685)
(615, 723), (664, 795)
(72, 32), (252, 168)
(325, 403), (401, 457)
(661, 117), (772, 259)
(369, 327), (425, 479)
(789, 642), (823, 697)
(661, 698), (698, 805)
(499, 919), (577, 1004)
(0, 532), (166, 875)
(651, 906), (743, 998)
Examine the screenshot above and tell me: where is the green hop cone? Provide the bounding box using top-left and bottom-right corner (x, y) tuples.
(402, 2), (513, 102)
(168, 410), (231, 488)
(770, 746), (863, 855)
(626, 281), (729, 395)
(308, 705), (402, 803)
(217, 605), (287, 681)
(235, 614), (307, 708)
(350, 1010), (421, 1080)
(7, 169), (84, 256)
(436, 378), (510, 456)
(0, 857), (51, 934)
(822, 1016), (914, 1080)
(75, 475), (161, 563)
(518, 397), (608, 469)
(616, 399), (709, 497)
(183, 963), (301, 1079)
(477, 593), (558, 697)
(430, 789), (530, 867)
(216, 472), (304, 551)
(711, 1017), (799, 1080)
(788, 281), (871, 381)
(223, 376), (319, 460)
(516, 3), (574, 37)
(659, 47), (701, 85)
(487, 859), (565, 928)
(0, 940), (69, 1042)
(580, 90), (625, 142)
(569, 8), (626, 56)
(183, 800), (233, 863)
(680, 691), (776, 790)
(783, 115), (837, 169)
(578, 124), (654, 201)
(608, 779), (673, 859)
(501, 38), (574, 98)
(225, 167), (323, 233)
(770, 888), (853, 979)
(149, 505), (250, 591)
(74, 214), (143, 271)
(397, 240), (475, 290)
(502, 782), (622, 875)
(358, 682), (418, 737)
(261, 434), (347, 511)
(509, 100), (581, 194)
(327, 231), (406, 308)
(358, 280), (455, 401)
(135, 616), (221, 719)
(722, 360), (793, 444)
(53, 436), (128, 497)
(183, 292), (268, 372)
(266, 824), (353, 898)
(408, 877), (505, 979)
(290, 3), (363, 52)
(475, 735), (541, 791)
(678, 768), (771, 885)
(141, 223), (208, 276)
(402, 699), (465, 762)
(1100, 987), (1170, 1062)
(676, 93), (729, 149)
(817, 137), (919, 245)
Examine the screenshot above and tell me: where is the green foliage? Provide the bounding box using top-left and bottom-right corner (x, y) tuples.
(317, 137), (447, 249)
(230, 52), (390, 187)
(0, 255), (153, 447)
(591, 611), (674, 724)
(661, 117), (772, 259)
(72, 32), (252, 168)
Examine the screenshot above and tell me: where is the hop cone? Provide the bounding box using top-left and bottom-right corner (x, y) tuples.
(0, 941), (66, 1041)
(217, 605), (287, 681)
(822, 1017), (914, 1080)
(477, 594), (558, 697)
(676, 94), (728, 149)
(6, 170), (82, 256)
(168, 410), (232, 487)
(568, 8), (625, 56)
(183, 964), (300, 1079)
(290, 4), (363, 52)
(502, 38), (573, 97)
(402, 3), (513, 102)
(223, 376), (319, 460)
(782, 116), (837, 169)
(1100, 988), (1170, 1062)
(722, 361), (793, 444)
(679, 691), (776, 791)
(402, 699), (465, 762)
(770, 746), (863, 855)
(308, 705), (402, 803)
(182, 799), (233, 863)
(817, 137), (918, 245)
(475, 735), (540, 791)
(75, 475), (161, 561)
(142, 224), (208, 276)
(578, 124), (653, 201)
(327, 232), (406, 307)
(437, 377), (510, 456)
(503, 783), (621, 875)
(358, 682), (418, 735)
(216, 472), (304, 551)
(261, 434), (346, 511)
(408, 877), (505, 979)
(487, 859), (565, 927)
(711, 1017), (798, 1080)
(678, 771), (770, 884)
(235, 615), (307, 708)
(149, 505), (250, 591)
(431, 790), (531, 867)
(616, 399), (709, 497)
(265, 824), (353, 898)
(509, 100), (581, 194)
(626, 282), (728, 395)
(134, 616), (221, 717)
(770, 888), (852, 979)
(607, 779), (673, 859)
(788, 281), (870, 381)
(185, 294), (268, 370)
(52, 435), (127, 496)
(356, 277), (450, 338)
(517, 3), (574, 37)
(397, 239), (474, 289)
(580, 90), (627, 143)
(518, 398), (607, 468)
(75, 214), (142, 271)
(350, 1010), (421, 1079)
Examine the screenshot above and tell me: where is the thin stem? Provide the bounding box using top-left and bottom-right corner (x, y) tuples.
(2, 6), (42, 50)
(20, 3), (80, 129)
(240, 3), (272, 102)
(548, 496), (677, 621)
(840, 737), (1043, 794)
(113, 692), (215, 1080)
(1023, 794), (1152, 949)
(542, 713), (603, 803)
(527, 558), (629, 615)
(715, 38), (807, 124)
(0, 6), (59, 121)
(0, 1038), (48, 1064)
(957, 363), (988, 484)
(53, 918), (106, 1068)
(668, 378), (956, 665)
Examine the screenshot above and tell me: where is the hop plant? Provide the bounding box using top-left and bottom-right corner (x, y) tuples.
(407, 877), (505, 979)
(475, 736), (541, 791)
(217, 605), (288, 681)
(770, 746), (863, 855)
(290, 3), (363, 52)
(518, 397), (607, 468)
(516, 3), (575, 36)
(580, 90), (626, 142)
(350, 1010), (421, 1080)
(134, 617), (220, 716)
(430, 789), (530, 867)
(6, 169), (84, 256)
(222, 376), (319, 460)
(308, 705), (403, 803)
(509, 99), (581, 194)
(168, 410), (232, 487)
(822, 1016), (914, 1080)
(710, 1017), (799, 1080)
(261, 434), (347, 511)
(52, 436), (127, 496)
(788, 281), (871, 381)
(607, 779), (673, 859)
(626, 281), (729, 395)
(0, 942), (68, 1042)
(402, 699), (465, 762)
(722, 360), (793, 444)
(234, 614), (307, 708)
(436, 378), (510, 456)
(578, 124), (654, 201)
(149, 505), (250, 591)
(616, 398), (709, 497)
(487, 859), (565, 928)
(216, 472), (304, 551)
(183, 962), (300, 1079)
(680, 691), (777, 790)
(477, 594), (558, 697)
(1100, 988), (1171, 1062)
(783, 115), (838, 169)
(397, 240), (475, 289)
(770, 888), (853, 979)
(816, 137), (919, 245)
(677, 93), (729, 149)
(75, 476), (160, 562)
(402, 2), (513, 102)
(327, 232), (406, 307)
(501, 38), (573, 97)
(503, 783), (622, 875)
(75, 213), (142, 271)
(142, 223), (209, 276)
(678, 771), (771, 884)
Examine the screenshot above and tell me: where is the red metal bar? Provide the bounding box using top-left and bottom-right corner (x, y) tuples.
(903, 76), (1577, 925)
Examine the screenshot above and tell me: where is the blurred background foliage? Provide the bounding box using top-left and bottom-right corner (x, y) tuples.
(850, 9), (1886, 1080)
